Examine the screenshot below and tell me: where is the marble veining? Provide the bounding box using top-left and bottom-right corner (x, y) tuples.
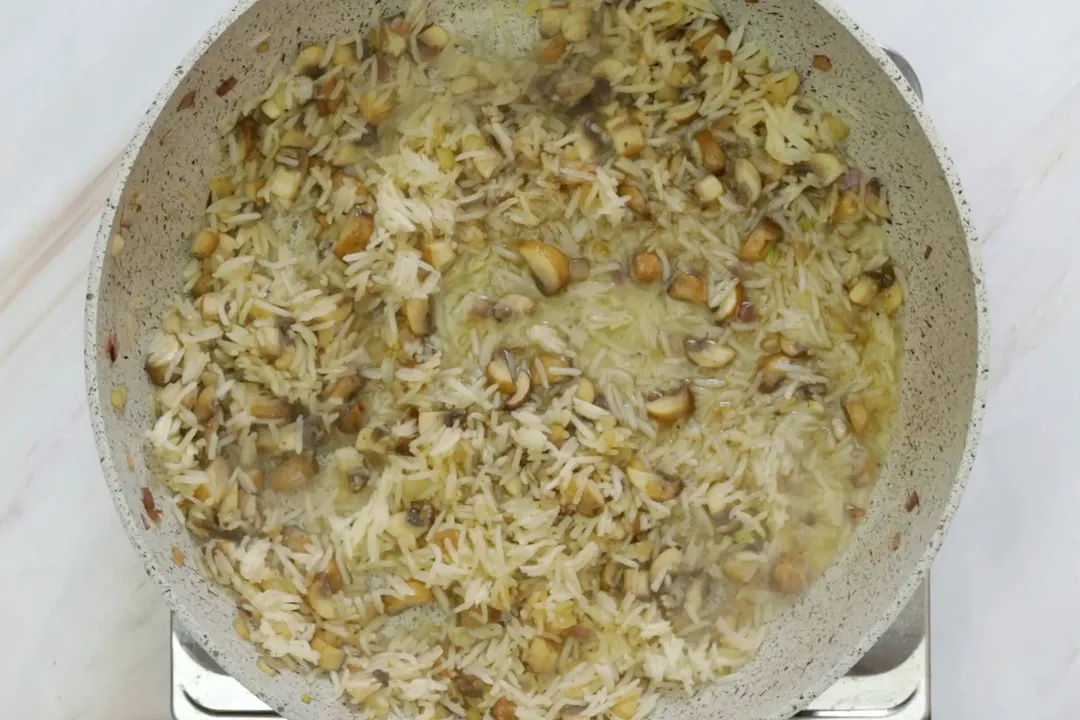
(0, 1), (1077, 719)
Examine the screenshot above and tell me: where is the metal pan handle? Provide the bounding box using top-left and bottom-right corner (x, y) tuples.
(882, 47), (923, 102)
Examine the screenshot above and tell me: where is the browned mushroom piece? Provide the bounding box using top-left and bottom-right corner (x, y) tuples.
(492, 294), (537, 320)
(619, 182), (649, 216)
(667, 272), (708, 306)
(421, 238), (456, 270)
(454, 673), (488, 700)
(714, 281), (745, 323)
(733, 158), (762, 205)
(338, 402), (366, 433)
(524, 636), (561, 674)
(644, 473), (682, 502)
(694, 129), (726, 173)
(630, 250), (663, 283)
(518, 240), (571, 296)
(842, 394), (871, 434)
(772, 553), (809, 594)
(739, 218), (783, 262)
(492, 698), (518, 720)
(334, 210), (374, 260)
(684, 337), (736, 368)
(402, 298), (434, 336)
(270, 454), (317, 492)
(533, 355), (573, 385)
(486, 350), (517, 394)
(757, 353), (787, 392)
(505, 369), (533, 409)
(383, 579), (433, 615)
(645, 384), (695, 422)
(323, 374), (364, 402)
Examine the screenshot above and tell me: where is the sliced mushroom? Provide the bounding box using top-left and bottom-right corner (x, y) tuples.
(847, 274), (879, 306)
(610, 689), (642, 720)
(468, 294), (495, 318)
(667, 272), (708, 305)
(705, 482), (729, 517)
(562, 477), (605, 517)
(421, 239), (456, 270)
(281, 525), (312, 552)
(402, 298), (434, 337)
(323, 374), (364, 402)
(358, 90), (395, 125)
(880, 281), (904, 314)
(645, 473), (682, 502)
(650, 547), (684, 590)
(645, 384), (695, 422)
(684, 338), (737, 368)
(334, 210), (375, 260)
(842, 394), (871, 434)
(865, 179), (892, 220)
(417, 411), (451, 435)
(630, 250), (663, 283)
(270, 454), (317, 492)
(518, 240), (571, 296)
(772, 553), (808, 594)
(733, 158), (762, 205)
(780, 338), (809, 358)
(832, 192), (860, 223)
(454, 673), (488, 700)
(539, 5), (569, 36)
(575, 379), (596, 404)
(255, 326), (284, 360)
(418, 23), (450, 51)
(624, 568), (651, 598)
(269, 166), (304, 201)
(694, 174), (725, 204)
(539, 37), (566, 65)
(193, 386), (216, 422)
(722, 557), (759, 584)
(406, 503), (435, 529)
(492, 293), (537, 320)
(191, 229), (219, 258)
(533, 355), (573, 385)
(688, 18), (729, 57)
(383, 579), (434, 615)
(561, 8), (590, 42)
(608, 119), (644, 158)
(694, 130), (726, 173)
(251, 399), (294, 420)
(505, 369), (533, 409)
(739, 218), (782, 262)
(757, 353), (787, 393)
(808, 153), (847, 187)
(337, 401), (366, 433)
(619, 182), (648, 216)
(524, 636), (561, 674)
(714, 281), (745, 323)
(761, 69), (799, 105)
(292, 44), (325, 77)
(486, 351), (517, 394)
(311, 634), (346, 670)
(492, 698), (518, 720)
(307, 575), (340, 621)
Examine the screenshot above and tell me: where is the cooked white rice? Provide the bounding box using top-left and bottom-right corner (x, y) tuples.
(144, 0), (903, 717)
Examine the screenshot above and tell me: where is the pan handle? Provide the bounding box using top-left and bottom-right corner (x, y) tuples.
(881, 47), (923, 102)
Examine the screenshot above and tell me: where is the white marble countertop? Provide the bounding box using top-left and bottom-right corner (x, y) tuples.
(0, 1), (1076, 718)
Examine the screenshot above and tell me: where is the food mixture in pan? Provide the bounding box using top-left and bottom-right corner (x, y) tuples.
(143, 0), (903, 716)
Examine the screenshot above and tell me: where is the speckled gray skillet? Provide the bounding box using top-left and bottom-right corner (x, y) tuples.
(84, 0), (989, 717)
